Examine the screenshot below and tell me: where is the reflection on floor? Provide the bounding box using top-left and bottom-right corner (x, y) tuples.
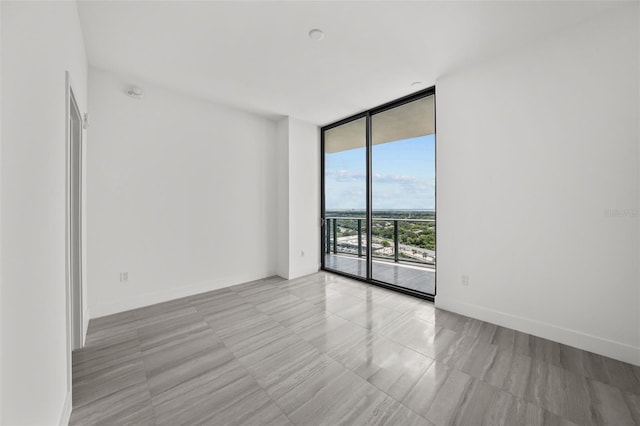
(324, 253), (435, 294)
(71, 272), (640, 425)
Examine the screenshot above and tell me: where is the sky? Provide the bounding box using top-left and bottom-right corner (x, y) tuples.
(325, 134), (435, 210)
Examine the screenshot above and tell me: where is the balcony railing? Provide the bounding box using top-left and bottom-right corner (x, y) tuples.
(324, 217), (435, 266)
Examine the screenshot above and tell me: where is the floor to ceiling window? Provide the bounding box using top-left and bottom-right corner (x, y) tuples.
(321, 88), (436, 299)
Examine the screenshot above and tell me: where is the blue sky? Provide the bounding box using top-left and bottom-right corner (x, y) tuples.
(325, 134), (435, 210)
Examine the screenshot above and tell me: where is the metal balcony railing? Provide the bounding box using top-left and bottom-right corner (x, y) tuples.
(324, 217), (435, 267)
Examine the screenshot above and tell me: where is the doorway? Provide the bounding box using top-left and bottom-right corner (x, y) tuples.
(66, 73), (84, 351)
(321, 88), (436, 299)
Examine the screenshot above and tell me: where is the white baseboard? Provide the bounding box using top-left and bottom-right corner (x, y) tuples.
(435, 296), (640, 366)
(59, 391), (72, 426)
(89, 272), (275, 318)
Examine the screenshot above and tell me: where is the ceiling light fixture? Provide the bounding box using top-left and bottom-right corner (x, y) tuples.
(126, 86), (144, 99)
(308, 29), (324, 41)
(410, 81), (423, 88)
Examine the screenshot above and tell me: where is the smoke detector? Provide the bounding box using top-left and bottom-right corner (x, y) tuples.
(126, 86), (144, 99)
(308, 29), (324, 41)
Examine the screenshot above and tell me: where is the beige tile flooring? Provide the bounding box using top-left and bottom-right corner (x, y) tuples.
(71, 272), (640, 425)
(324, 254), (436, 295)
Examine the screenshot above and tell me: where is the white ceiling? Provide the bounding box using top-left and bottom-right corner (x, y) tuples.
(77, 1), (626, 125)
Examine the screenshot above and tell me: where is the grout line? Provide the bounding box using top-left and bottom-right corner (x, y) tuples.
(201, 280), (300, 426)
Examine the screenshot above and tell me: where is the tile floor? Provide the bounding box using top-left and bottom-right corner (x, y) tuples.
(71, 272), (640, 425)
(324, 254), (436, 295)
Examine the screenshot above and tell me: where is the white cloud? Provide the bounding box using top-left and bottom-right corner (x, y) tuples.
(325, 169), (366, 182)
(325, 169), (435, 210)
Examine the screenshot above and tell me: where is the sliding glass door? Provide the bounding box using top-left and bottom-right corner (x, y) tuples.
(371, 95), (435, 294)
(322, 116), (368, 279)
(321, 88), (436, 298)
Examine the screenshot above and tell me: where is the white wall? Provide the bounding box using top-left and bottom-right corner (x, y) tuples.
(1, 1), (88, 424)
(275, 117), (320, 279)
(0, 3), (3, 423)
(436, 5), (640, 365)
(276, 118), (290, 278)
(288, 118), (320, 278)
(87, 68), (278, 317)
(637, 1), (640, 368)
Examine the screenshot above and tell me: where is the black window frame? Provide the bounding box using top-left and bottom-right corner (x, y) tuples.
(320, 86), (437, 301)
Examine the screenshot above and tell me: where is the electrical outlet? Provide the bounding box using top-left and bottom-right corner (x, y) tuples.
(461, 274), (469, 286)
(120, 272), (128, 282)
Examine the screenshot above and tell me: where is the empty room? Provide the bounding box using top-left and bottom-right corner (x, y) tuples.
(1, 1), (639, 425)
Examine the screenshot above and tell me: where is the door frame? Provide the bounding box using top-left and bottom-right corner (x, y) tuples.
(65, 71), (85, 393)
(320, 86), (436, 301)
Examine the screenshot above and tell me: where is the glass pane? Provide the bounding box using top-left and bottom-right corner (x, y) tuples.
(323, 117), (367, 279)
(371, 95), (436, 294)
